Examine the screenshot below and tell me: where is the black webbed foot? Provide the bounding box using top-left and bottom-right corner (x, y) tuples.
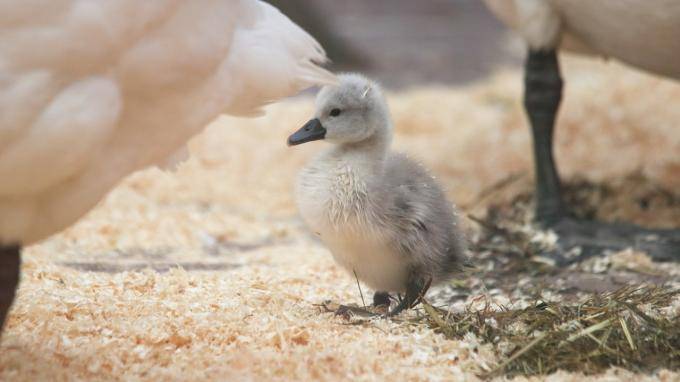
(372, 291), (391, 307)
(386, 273), (432, 317)
(539, 217), (680, 266)
(331, 304), (379, 319)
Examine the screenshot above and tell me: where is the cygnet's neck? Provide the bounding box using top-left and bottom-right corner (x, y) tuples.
(329, 128), (392, 174)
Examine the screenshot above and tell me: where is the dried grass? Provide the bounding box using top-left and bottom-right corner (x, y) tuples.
(421, 285), (680, 378)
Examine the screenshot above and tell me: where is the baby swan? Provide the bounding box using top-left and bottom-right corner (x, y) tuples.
(288, 73), (466, 316)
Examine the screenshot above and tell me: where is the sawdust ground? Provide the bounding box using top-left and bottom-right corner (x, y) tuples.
(2, 56), (680, 381)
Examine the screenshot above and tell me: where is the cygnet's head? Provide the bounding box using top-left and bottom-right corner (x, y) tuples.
(288, 73), (391, 146)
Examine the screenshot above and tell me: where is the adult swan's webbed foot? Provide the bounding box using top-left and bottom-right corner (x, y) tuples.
(544, 218), (680, 265)
(524, 49), (680, 265)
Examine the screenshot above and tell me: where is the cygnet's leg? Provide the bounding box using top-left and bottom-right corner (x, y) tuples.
(0, 244), (21, 336)
(387, 272), (431, 317)
(372, 291), (391, 307)
(524, 49), (680, 264)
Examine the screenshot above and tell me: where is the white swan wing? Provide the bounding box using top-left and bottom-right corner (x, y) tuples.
(0, 0), (336, 243)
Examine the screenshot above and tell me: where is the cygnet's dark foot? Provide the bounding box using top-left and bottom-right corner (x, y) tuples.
(371, 291), (392, 315)
(387, 274), (432, 317)
(372, 291), (391, 307)
(332, 304), (379, 319)
(538, 216), (680, 266)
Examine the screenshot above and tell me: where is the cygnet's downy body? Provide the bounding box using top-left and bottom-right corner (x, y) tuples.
(288, 73), (466, 316)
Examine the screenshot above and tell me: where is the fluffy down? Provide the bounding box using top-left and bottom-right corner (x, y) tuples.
(294, 74), (466, 293)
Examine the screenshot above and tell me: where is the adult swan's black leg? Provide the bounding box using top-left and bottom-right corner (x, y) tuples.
(524, 50), (564, 224)
(524, 49), (680, 264)
(0, 244), (21, 334)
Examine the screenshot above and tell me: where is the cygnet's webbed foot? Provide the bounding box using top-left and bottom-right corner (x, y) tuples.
(539, 216), (680, 266)
(372, 291), (391, 307)
(320, 277), (432, 319)
(319, 295), (393, 319)
(386, 274), (432, 317)
(331, 304), (380, 319)
(371, 291), (392, 315)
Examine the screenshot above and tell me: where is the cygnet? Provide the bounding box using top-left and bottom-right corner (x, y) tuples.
(288, 73), (466, 316)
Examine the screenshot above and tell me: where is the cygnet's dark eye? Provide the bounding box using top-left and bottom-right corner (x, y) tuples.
(329, 108), (342, 117)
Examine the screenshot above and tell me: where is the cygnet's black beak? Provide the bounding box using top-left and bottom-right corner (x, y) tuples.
(288, 118), (326, 146)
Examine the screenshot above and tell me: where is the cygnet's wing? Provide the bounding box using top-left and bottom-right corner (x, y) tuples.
(381, 153), (465, 279)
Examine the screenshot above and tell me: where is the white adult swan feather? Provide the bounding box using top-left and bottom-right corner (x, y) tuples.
(484, 0), (680, 79)
(0, 0), (336, 245)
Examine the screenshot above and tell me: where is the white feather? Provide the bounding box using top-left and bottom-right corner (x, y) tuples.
(514, 0), (562, 50)
(0, 0), (337, 244)
(484, 0), (680, 78)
